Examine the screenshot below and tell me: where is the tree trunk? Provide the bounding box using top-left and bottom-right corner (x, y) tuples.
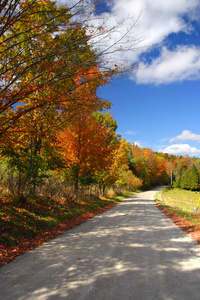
(73, 165), (80, 200)
(73, 179), (79, 200)
(102, 184), (106, 196)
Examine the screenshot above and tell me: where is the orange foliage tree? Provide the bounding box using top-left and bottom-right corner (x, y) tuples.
(57, 114), (118, 198)
(0, 0), (113, 138)
(0, 0), (144, 198)
(129, 145), (169, 188)
(1, 0), (134, 139)
(1, 63), (110, 198)
(95, 139), (143, 194)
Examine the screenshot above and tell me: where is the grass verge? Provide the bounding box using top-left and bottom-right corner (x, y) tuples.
(0, 190), (137, 267)
(155, 187), (200, 246)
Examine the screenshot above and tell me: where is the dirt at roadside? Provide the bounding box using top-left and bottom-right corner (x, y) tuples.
(156, 202), (200, 246)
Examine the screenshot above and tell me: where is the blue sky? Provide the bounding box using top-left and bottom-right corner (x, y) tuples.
(98, 77), (200, 156)
(93, 0), (200, 157)
(62, 0), (200, 156)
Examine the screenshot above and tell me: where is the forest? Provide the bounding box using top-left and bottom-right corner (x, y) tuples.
(0, 0), (200, 204)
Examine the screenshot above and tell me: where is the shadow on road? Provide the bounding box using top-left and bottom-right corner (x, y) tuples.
(0, 189), (200, 300)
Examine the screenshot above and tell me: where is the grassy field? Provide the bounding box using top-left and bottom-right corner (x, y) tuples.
(155, 187), (200, 227)
(0, 191), (137, 247)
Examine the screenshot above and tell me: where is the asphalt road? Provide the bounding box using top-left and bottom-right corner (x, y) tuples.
(0, 187), (200, 300)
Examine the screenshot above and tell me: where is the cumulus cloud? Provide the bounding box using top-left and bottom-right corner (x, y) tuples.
(159, 144), (200, 156)
(110, 0), (195, 45)
(170, 130), (200, 143)
(95, 0), (200, 83)
(136, 46), (200, 84)
(59, 0), (200, 84)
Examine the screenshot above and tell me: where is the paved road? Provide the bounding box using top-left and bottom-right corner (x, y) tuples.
(0, 187), (200, 300)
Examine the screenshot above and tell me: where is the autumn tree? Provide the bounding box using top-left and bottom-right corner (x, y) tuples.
(102, 139), (142, 191)
(1, 62), (110, 199)
(1, 0), (103, 137)
(0, 1), (36, 38)
(129, 144), (169, 189)
(0, 0), (141, 138)
(128, 145), (149, 187)
(155, 152), (200, 189)
(1, 105), (64, 199)
(91, 112), (125, 194)
(57, 113), (118, 199)
(0, 1), (113, 197)
(0, 0), (144, 199)
(118, 169), (143, 191)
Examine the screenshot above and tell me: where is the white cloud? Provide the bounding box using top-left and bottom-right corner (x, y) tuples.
(111, 0), (195, 45)
(125, 140), (143, 147)
(125, 130), (136, 135)
(93, 0), (200, 83)
(170, 130), (200, 143)
(59, 0), (200, 84)
(136, 46), (200, 84)
(133, 141), (143, 148)
(159, 144), (200, 156)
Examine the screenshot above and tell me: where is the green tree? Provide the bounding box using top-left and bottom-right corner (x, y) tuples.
(180, 164), (199, 191)
(173, 156), (192, 188)
(92, 111), (118, 133)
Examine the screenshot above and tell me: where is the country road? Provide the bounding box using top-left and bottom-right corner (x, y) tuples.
(0, 187), (200, 300)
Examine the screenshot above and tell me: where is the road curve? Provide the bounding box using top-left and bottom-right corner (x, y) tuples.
(0, 187), (200, 300)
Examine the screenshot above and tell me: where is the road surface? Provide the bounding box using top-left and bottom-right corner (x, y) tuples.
(0, 187), (200, 300)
